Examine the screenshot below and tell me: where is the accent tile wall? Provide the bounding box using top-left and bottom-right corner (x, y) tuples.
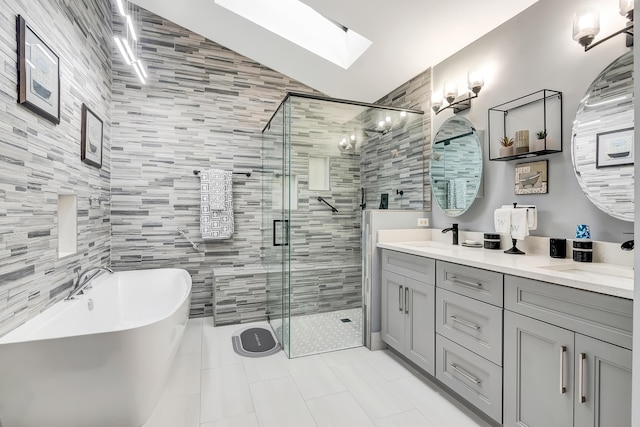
(110, 6), (319, 320)
(0, 0), (112, 336)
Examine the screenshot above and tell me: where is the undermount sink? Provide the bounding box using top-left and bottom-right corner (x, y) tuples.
(537, 263), (634, 280)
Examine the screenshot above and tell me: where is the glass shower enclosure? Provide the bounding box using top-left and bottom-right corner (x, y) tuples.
(262, 93), (424, 358)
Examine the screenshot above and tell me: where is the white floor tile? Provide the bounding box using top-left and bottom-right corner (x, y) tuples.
(390, 375), (491, 427)
(306, 391), (375, 427)
(178, 318), (203, 355)
(143, 389), (200, 427)
(200, 364), (254, 423)
(200, 412), (259, 427)
(287, 354), (346, 400)
(357, 348), (415, 381)
(249, 376), (316, 427)
(202, 324), (243, 369)
(333, 362), (413, 419)
(241, 351), (290, 384)
(320, 346), (366, 368)
(165, 351), (201, 397)
(374, 409), (435, 427)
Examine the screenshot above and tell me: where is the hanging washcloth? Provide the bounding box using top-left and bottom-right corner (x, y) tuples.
(510, 208), (529, 240)
(200, 169), (234, 240)
(494, 208), (511, 234)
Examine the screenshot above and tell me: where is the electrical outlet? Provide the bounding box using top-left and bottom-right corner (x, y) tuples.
(417, 218), (429, 227)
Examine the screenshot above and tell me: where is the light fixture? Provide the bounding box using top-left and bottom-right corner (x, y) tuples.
(433, 70), (483, 115)
(113, 0), (147, 84)
(573, 1), (634, 51)
(114, 37), (132, 64)
(338, 135), (356, 152)
(116, 0), (126, 16)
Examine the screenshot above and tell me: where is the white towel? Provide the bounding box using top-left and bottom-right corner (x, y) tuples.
(200, 169), (234, 240)
(494, 208), (511, 234)
(524, 206), (537, 230)
(510, 208), (529, 240)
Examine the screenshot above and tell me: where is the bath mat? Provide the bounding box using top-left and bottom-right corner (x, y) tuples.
(232, 326), (280, 358)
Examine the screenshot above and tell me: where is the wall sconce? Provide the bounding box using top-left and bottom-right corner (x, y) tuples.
(338, 134), (357, 152)
(432, 71), (484, 115)
(573, 0), (634, 51)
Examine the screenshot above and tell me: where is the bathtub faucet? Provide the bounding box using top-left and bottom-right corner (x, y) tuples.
(65, 266), (113, 301)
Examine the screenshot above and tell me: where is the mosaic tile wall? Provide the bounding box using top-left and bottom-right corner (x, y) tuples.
(109, 7), (320, 321)
(0, 0), (112, 337)
(376, 69), (432, 211)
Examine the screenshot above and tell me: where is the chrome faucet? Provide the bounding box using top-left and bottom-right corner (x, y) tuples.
(65, 266), (113, 300)
(442, 223), (459, 245)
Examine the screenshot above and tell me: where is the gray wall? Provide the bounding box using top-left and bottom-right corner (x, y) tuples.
(0, 0), (112, 337)
(431, 0), (633, 241)
(110, 6), (318, 321)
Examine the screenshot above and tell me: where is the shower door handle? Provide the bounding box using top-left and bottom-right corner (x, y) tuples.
(273, 220), (289, 246)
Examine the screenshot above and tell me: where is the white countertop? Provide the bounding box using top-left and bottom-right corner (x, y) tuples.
(377, 234), (634, 300)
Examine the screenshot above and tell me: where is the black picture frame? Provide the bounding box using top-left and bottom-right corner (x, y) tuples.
(81, 104), (103, 168)
(16, 15), (60, 124)
(596, 127), (634, 169)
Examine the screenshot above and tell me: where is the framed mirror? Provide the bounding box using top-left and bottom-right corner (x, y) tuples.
(571, 51), (633, 222)
(430, 116), (483, 216)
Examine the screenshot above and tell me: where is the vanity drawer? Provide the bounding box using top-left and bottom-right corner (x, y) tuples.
(436, 261), (503, 307)
(381, 249), (435, 284)
(436, 288), (502, 366)
(505, 275), (633, 350)
(436, 334), (502, 423)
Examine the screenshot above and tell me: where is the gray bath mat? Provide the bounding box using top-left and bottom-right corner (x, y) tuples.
(232, 326), (280, 357)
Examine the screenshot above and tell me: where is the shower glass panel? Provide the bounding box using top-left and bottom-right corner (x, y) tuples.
(263, 93), (424, 358)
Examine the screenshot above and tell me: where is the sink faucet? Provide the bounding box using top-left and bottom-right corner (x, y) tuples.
(65, 266), (113, 300)
(621, 240), (634, 251)
(442, 223), (459, 245)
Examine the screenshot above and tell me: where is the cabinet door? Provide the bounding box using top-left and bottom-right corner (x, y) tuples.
(404, 277), (435, 374)
(381, 270), (405, 352)
(574, 334), (632, 427)
(504, 311), (574, 427)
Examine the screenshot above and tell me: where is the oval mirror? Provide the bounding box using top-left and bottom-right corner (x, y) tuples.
(571, 51), (634, 222)
(430, 116), (483, 216)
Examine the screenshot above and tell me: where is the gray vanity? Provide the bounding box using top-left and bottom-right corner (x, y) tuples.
(378, 246), (632, 427)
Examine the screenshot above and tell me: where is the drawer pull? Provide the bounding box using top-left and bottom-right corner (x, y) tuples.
(559, 345), (567, 394)
(398, 285), (403, 312)
(450, 363), (481, 384)
(449, 275), (482, 289)
(450, 316), (481, 330)
(578, 353), (586, 404)
(405, 287), (409, 314)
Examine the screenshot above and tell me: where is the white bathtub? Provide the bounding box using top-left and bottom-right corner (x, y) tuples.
(0, 268), (192, 427)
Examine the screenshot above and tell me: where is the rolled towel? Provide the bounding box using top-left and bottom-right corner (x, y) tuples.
(510, 208), (529, 240)
(494, 208), (511, 234)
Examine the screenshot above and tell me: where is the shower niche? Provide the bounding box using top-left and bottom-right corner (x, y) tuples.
(262, 92), (424, 358)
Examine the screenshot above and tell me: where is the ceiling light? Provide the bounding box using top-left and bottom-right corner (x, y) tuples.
(116, 0), (126, 16)
(114, 36), (132, 64)
(215, 0), (372, 69)
(126, 15), (137, 41)
(132, 61), (146, 84)
(123, 39), (136, 62)
(136, 60), (148, 78)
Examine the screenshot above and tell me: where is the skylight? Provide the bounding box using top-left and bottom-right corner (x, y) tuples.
(215, 0), (372, 69)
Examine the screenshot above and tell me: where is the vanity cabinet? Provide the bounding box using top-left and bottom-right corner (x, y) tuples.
(504, 275), (632, 427)
(381, 250), (436, 374)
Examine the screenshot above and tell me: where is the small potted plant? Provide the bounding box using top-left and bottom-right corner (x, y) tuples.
(531, 130), (547, 152)
(498, 136), (514, 157)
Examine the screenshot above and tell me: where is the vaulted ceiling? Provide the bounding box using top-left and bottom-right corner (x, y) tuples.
(130, 0), (539, 103)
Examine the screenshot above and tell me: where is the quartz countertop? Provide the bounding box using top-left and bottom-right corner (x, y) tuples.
(377, 238), (634, 300)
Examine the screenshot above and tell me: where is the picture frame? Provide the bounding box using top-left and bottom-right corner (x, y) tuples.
(596, 128), (634, 168)
(16, 15), (60, 124)
(81, 104), (103, 168)
(515, 160), (548, 195)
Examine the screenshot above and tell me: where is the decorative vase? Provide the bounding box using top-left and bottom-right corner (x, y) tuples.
(499, 146), (514, 157)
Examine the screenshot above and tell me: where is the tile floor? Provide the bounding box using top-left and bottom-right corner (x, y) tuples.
(143, 317), (494, 427)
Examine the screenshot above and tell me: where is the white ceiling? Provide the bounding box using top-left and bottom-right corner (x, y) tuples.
(130, 0), (539, 103)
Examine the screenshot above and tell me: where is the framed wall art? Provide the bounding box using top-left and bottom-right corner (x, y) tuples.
(596, 128), (634, 168)
(81, 104), (103, 168)
(515, 160), (548, 195)
(17, 15), (60, 124)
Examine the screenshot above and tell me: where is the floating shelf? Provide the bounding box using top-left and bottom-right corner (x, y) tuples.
(488, 89), (563, 161)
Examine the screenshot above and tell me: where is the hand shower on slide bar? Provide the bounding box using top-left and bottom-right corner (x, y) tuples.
(177, 227), (200, 252)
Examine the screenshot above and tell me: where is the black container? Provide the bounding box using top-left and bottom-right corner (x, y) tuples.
(484, 233), (501, 250)
(573, 240), (593, 250)
(573, 249), (593, 262)
(550, 238), (566, 258)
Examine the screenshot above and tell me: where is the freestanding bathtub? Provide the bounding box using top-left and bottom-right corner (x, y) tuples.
(0, 268), (192, 427)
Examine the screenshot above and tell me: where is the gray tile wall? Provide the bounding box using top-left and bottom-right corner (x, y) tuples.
(0, 0), (113, 337)
(110, 7), (319, 320)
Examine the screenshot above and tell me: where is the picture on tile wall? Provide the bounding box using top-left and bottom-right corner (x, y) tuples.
(81, 104), (103, 168)
(515, 160), (547, 195)
(16, 15), (60, 124)
(596, 127), (634, 168)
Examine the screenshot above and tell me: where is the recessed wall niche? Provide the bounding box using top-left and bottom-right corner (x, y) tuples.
(57, 194), (77, 258)
(308, 156), (330, 191)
